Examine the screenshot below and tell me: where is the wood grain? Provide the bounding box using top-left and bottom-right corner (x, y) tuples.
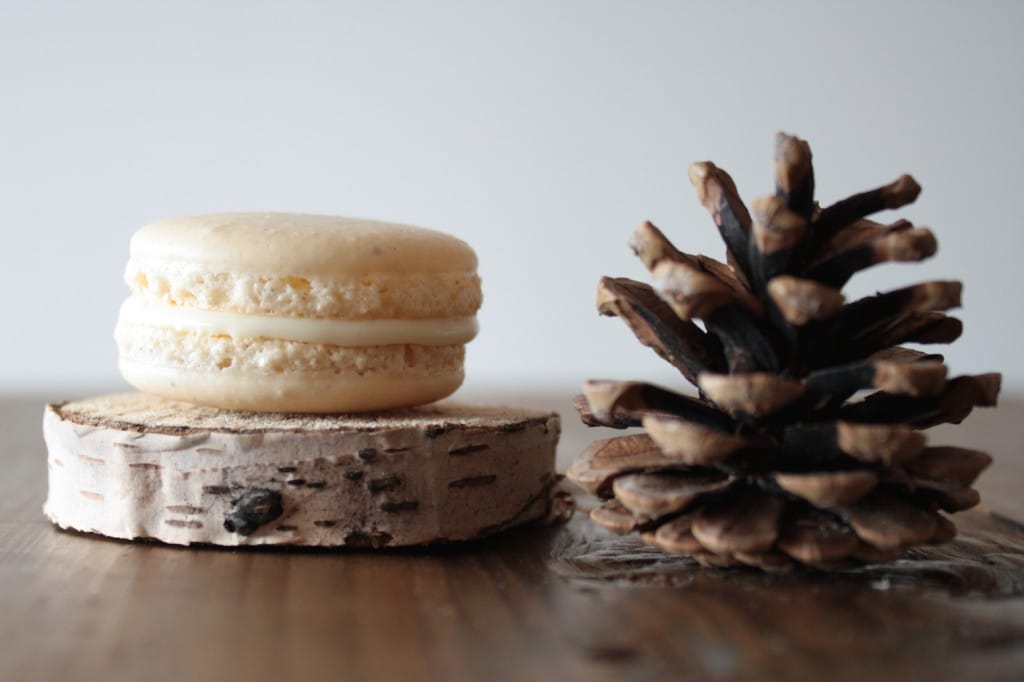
(3, 392), (1024, 681)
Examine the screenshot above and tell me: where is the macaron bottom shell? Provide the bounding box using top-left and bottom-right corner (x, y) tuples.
(119, 359), (465, 413)
(115, 324), (468, 413)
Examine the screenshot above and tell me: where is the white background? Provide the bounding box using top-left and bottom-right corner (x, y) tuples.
(2, 1), (1022, 396)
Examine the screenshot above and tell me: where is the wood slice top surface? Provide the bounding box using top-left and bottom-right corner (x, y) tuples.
(51, 392), (556, 435)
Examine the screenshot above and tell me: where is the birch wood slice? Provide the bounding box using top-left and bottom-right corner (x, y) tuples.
(43, 393), (560, 548)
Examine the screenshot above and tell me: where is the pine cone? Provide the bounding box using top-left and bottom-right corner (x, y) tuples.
(567, 132), (1002, 572)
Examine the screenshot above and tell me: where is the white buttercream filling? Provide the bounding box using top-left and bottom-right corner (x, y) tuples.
(117, 297), (478, 347)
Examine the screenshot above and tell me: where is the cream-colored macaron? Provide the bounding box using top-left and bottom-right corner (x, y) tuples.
(114, 213), (481, 412)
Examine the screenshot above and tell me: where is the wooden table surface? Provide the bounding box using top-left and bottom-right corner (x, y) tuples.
(3, 391), (1024, 682)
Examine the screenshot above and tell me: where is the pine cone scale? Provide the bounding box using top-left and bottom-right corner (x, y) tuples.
(691, 487), (784, 555)
(841, 493), (942, 549)
(777, 510), (859, 565)
(612, 471), (731, 517)
(642, 413), (751, 465)
(596, 277), (720, 384)
(773, 132), (815, 219)
(773, 470), (879, 507)
(644, 514), (703, 554)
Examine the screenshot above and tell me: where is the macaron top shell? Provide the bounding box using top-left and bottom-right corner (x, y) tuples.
(129, 212), (478, 278)
(124, 213), (482, 320)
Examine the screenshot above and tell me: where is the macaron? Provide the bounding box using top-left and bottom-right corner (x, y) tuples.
(114, 213), (481, 412)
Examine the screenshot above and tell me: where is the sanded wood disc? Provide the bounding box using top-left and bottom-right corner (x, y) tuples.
(43, 393), (559, 548)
